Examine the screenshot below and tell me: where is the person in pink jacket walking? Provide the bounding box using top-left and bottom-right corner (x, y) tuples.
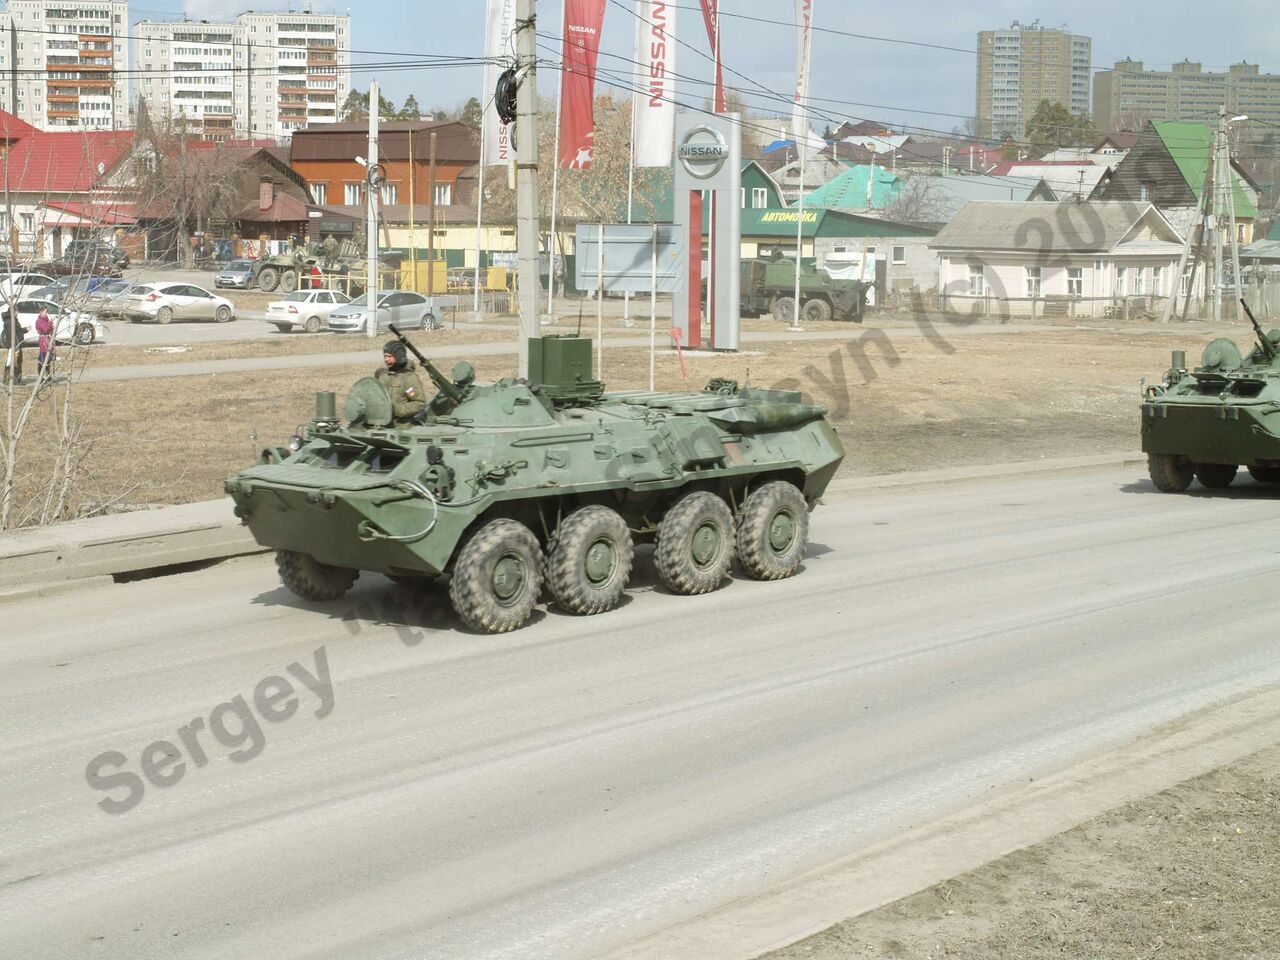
(35, 304), (54, 379)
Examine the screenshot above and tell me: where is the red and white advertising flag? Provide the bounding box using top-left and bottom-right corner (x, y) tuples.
(558, 0), (608, 169)
(792, 0), (823, 155)
(632, 0), (677, 167)
(482, 0), (517, 164)
(697, 0), (724, 112)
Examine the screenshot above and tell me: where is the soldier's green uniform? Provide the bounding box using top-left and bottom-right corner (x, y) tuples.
(376, 340), (427, 423)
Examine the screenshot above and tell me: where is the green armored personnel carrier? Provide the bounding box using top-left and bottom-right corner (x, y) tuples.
(1142, 299), (1280, 492)
(741, 258), (869, 324)
(226, 331), (845, 632)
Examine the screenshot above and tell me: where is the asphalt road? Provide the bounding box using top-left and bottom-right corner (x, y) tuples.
(3, 464), (1279, 960)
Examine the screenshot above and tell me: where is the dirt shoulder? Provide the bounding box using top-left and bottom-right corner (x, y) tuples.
(762, 744), (1280, 960)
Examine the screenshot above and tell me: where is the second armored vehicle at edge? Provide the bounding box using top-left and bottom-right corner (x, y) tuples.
(227, 332), (845, 633)
(1143, 299), (1280, 492)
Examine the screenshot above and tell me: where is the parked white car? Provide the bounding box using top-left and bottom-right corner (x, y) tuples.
(125, 282), (235, 324)
(266, 289), (353, 333)
(0, 298), (108, 346)
(0, 272), (57, 301)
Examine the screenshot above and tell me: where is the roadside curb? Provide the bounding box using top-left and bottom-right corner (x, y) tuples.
(0, 454), (1144, 600)
(604, 683), (1280, 960)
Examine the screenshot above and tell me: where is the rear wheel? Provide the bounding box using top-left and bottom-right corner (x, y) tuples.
(1196, 463), (1238, 488)
(1248, 465), (1280, 483)
(280, 270), (298, 294)
(449, 519), (543, 633)
(304, 316), (322, 334)
(258, 267), (279, 292)
(74, 322), (95, 345)
(772, 296), (797, 325)
(214, 305), (232, 323)
(801, 297), (833, 324)
(737, 481), (809, 580)
(276, 550), (358, 601)
(655, 492), (735, 595)
(156, 306), (173, 324)
(546, 506), (633, 615)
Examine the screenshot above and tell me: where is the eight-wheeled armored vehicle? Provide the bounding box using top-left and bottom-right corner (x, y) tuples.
(1142, 298), (1280, 492)
(227, 331), (845, 633)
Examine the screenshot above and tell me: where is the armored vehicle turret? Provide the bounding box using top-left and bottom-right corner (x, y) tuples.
(1142, 298), (1280, 492)
(227, 332), (845, 633)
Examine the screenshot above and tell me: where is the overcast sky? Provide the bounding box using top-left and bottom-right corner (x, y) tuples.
(147, 0), (1276, 134)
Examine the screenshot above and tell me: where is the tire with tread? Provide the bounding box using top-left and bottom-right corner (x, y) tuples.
(449, 519), (543, 633)
(1195, 463), (1237, 488)
(802, 297), (833, 324)
(276, 549), (358, 601)
(280, 270), (298, 294)
(1148, 453), (1193, 492)
(1247, 465), (1280, 483)
(258, 267), (279, 293)
(773, 296), (797, 325)
(546, 506), (633, 615)
(304, 315), (322, 334)
(655, 491), (735, 595)
(737, 481), (809, 580)
(156, 305), (173, 324)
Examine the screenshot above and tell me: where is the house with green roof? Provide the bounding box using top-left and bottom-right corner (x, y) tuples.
(801, 164), (902, 212)
(1097, 120), (1261, 242)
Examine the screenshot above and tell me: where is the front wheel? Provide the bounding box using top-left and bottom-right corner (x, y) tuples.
(276, 550), (358, 601)
(215, 305), (232, 323)
(546, 506), (633, 615)
(737, 481), (809, 580)
(74, 322), (95, 345)
(655, 492), (735, 595)
(1148, 453), (1193, 492)
(1196, 463), (1237, 489)
(449, 519), (543, 633)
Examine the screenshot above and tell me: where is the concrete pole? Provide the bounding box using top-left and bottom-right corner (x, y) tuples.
(428, 131), (437, 296)
(514, 0), (541, 377)
(366, 80), (380, 339)
(547, 0), (565, 317)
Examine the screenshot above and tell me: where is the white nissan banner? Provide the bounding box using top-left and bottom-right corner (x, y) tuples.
(482, 0), (518, 165)
(792, 0), (823, 155)
(632, 0), (677, 167)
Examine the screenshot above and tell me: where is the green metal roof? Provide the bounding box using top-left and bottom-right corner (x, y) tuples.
(1153, 121), (1258, 218)
(801, 164), (902, 210)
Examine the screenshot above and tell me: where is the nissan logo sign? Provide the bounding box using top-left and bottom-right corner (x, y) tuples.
(677, 125), (729, 180)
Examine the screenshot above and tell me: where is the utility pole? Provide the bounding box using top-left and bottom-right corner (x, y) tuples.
(514, 0), (541, 377)
(428, 131), (437, 297)
(366, 80), (380, 339)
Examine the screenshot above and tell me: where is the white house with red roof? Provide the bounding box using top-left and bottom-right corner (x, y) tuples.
(0, 109), (135, 259)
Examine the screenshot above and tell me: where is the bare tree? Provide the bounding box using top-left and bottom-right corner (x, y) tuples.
(883, 174), (947, 225)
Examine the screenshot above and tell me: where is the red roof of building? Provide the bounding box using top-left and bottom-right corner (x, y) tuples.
(0, 110), (133, 193)
(239, 191), (310, 223)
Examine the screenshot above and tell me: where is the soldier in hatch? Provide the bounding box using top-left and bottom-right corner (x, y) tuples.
(375, 339), (427, 424)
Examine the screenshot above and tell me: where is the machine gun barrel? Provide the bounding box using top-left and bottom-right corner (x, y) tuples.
(388, 324), (464, 404)
(1239, 298), (1277, 361)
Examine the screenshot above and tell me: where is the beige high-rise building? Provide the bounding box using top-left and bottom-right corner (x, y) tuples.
(135, 10), (350, 142)
(1094, 59), (1280, 133)
(0, 0), (130, 130)
(976, 20), (1092, 139)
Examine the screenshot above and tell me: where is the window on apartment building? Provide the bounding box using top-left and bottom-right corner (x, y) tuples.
(892, 245), (906, 265)
(310, 183), (327, 205)
(1067, 267), (1083, 297)
(344, 182), (362, 205)
(1025, 265), (1042, 298)
(381, 183), (399, 205)
(434, 184), (451, 206)
(968, 263), (985, 297)
(752, 187), (767, 208)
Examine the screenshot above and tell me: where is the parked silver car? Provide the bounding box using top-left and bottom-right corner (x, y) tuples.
(126, 282), (235, 324)
(214, 260), (256, 289)
(326, 290), (442, 333)
(265, 289), (352, 333)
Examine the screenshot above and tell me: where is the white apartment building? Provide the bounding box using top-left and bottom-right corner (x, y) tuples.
(0, 0), (129, 130)
(135, 10), (349, 141)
